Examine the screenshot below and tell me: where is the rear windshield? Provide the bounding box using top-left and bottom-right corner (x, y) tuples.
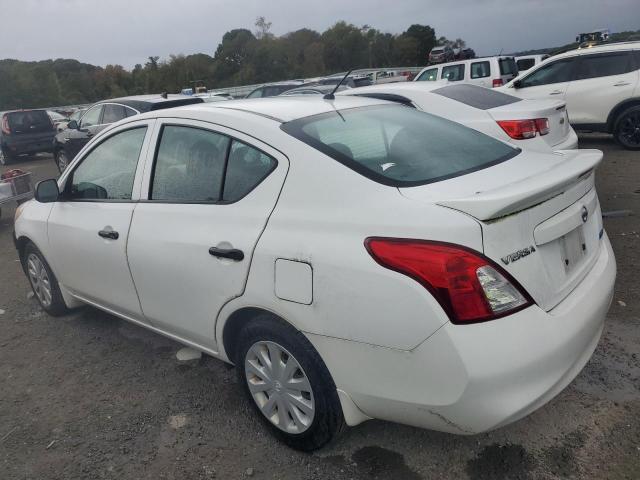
(6, 110), (52, 134)
(281, 105), (519, 187)
(432, 84), (521, 110)
(499, 57), (518, 76)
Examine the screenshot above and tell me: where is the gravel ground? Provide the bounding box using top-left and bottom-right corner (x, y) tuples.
(0, 136), (638, 480)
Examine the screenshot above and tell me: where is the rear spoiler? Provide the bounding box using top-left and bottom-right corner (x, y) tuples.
(437, 150), (603, 221)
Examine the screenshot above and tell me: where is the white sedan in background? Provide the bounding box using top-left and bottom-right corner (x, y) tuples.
(340, 82), (578, 152)
(14, 96), (614, 451)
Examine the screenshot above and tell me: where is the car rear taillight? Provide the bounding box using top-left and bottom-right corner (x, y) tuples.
(534, 118), (550, 135)
(496, 118), (549, 140)
(1, 115), (10, 135)
(365, 238), (532, 324)
(492, 78), (504, 87)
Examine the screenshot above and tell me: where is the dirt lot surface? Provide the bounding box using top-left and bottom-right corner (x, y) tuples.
(0, 136), (639, 479)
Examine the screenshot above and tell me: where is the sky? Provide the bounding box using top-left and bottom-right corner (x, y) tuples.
(0, 0), (638, 69)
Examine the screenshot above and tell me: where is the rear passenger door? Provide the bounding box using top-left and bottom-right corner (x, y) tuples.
(127, 120), (289, 349)
(565, 50), (638, 124)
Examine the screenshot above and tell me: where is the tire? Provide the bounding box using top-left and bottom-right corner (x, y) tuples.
(613, 105), (640, 150)
(22, 242), (70, 316)
(55, 150), (71, 173)
(236, 315), (345, 451)
(0, 147), (13, 165)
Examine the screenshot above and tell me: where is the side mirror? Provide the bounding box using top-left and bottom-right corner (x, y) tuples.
(512, 79), (522, 89)
(34, 179), (59, 203)
(67, 119), (78, 130)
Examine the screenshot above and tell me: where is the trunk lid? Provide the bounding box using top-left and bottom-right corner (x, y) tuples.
(488, 98), (572, 149)
(400, 149), (604, 311)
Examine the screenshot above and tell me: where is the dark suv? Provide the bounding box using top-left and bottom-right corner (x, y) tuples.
(0, 110), (56, 165)
(53, 94), (204, 171)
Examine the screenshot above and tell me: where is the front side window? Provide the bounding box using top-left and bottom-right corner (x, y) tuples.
(519, 58), (576, 87)
(574, 52), (632, 80)
(67, 127), (147, 200)
(151, 126), (229, 202)
(223, 140), (277, 202)
(80, 105), (103, 128)
(246, 88), (264, 99)
(281, 105), (518, 187)
(442, 64), (465, 81)
(471, 61), (490, 79)
(416, 68), (438, 81)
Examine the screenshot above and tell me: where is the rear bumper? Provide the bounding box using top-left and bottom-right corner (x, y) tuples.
(308, 234), (616, 433)
(2, 135), (55, 155)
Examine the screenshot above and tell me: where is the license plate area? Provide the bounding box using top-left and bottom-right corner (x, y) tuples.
(561, 226), (587, 274)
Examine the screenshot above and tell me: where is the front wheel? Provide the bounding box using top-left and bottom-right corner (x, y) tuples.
(22, 242), (70, 316)
(55, 150), (71, 173)
(236, 315), (344, 451)
(614, 106), (640, 150)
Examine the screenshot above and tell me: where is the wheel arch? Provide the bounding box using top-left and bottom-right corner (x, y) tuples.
(220, 306), (298, 365)
(607, 97), (640, 132)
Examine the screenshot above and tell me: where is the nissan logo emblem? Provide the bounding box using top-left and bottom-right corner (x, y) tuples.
(581, 206), (589, 223)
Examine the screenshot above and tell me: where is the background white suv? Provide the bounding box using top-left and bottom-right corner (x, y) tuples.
(502, 42), (640, 149)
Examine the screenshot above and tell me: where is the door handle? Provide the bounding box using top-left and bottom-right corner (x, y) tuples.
(209, 247), (244, 261)
(98, 230), (119, 240)
(549, 90), (563, 95)
(613, 81), (630, 87)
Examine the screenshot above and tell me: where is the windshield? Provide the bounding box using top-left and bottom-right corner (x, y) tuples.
(281, 105), (519, 187)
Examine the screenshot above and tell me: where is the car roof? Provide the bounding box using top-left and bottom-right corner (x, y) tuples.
(143, 95), (391, 123)
(94, 94), (203, 112)
(552, 41), (640, 60)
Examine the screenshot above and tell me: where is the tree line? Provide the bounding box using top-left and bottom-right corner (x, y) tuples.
(0, 20), (464, 110)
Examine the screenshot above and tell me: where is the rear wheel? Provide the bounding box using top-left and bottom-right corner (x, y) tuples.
(236, 315), (344, 451)
(0, 148), (14, 165)
(55, 150), (71, 173)
(614, 106), (640, 150)
(22, 242), (70, 316)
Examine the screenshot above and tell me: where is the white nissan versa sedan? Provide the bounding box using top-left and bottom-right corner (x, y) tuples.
(13, 96), (616, 451)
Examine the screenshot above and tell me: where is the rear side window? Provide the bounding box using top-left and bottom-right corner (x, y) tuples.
(281, 105), (519, 187)
(416, 68), (438, 81)
(223, 140), (277, 202)
(516, 58), (536, 71)
(471, 61), (490, 79)
(6, 110), (52, 134)
(150, 126), (277, 203)
(102, 104), (128, 124)
(574, 52), (632, 80)
(68, 127), (147, 200)
(519, 58), (576, 87)
(442, 64), (465, 81)
(246, 88), (264, 98)
(499, 58), (517, 76)
(151, 126), (230, 202)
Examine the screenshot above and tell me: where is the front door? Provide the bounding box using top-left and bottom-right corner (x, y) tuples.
(48, 122), (153, 320)
(127, 121), (288, 349)
(507, 56), (579, 102)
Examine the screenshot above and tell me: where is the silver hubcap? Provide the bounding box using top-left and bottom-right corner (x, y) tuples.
(27, 253), (52, 307)
(244, 341), (315, 434)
